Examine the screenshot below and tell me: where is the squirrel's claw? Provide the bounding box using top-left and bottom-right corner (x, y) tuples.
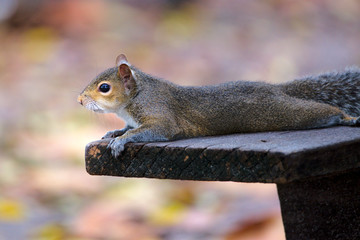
(355, 117), (360, 126)
(108, 137), (126, 158)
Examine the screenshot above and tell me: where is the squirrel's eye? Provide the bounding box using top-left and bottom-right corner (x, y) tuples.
(99, 83), (111, 93)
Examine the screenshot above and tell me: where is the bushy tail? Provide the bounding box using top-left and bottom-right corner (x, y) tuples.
(280, 68), (360, 116)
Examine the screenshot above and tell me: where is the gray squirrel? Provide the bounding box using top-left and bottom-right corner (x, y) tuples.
(78, 54), (360, 157)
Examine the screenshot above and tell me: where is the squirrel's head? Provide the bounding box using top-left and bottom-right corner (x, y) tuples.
(77, 54), (137, 113)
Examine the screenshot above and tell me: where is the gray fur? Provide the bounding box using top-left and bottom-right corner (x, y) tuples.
(280, 68), (360, 116)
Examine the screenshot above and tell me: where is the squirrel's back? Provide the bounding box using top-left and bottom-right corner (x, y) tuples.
(280, 68), (360, 116)
(131, 67), (360, 135)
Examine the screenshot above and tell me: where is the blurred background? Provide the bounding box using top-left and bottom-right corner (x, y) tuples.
(0, 0), (359, 239)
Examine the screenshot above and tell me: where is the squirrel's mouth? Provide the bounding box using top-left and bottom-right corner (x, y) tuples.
(78, 96), (105, 113)
(91, 107), (104, 113)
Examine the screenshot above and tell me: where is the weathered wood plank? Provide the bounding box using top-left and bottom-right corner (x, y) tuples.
(85, 126), (360, 183)
(277, 168), (360, 240)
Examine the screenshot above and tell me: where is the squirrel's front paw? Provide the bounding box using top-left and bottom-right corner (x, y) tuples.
(102, 129), (125, 139)
(108, 137), (126, 158)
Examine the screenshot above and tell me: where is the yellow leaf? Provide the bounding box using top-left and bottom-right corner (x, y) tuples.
(22, 27), (57, 63)
(0, 199), (25, 221)
(149, 202), (186, 226)
(33, 224), (66, 240)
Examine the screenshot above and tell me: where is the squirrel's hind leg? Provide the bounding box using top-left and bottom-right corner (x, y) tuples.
(339, 116), (360, 126)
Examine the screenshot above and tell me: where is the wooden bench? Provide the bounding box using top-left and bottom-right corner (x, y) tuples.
(85, 126), (360, 240)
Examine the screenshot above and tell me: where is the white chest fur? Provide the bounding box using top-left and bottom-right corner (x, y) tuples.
(116, 108), (139, 128)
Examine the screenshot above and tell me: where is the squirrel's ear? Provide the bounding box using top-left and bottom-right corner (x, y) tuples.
(116, 54), (128, 67)
(116, 54), (135, 94)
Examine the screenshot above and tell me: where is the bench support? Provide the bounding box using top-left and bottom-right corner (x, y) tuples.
(277, 169), (360, 240)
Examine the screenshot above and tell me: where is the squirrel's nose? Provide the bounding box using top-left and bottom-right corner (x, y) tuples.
(77, 95), (83, 105)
